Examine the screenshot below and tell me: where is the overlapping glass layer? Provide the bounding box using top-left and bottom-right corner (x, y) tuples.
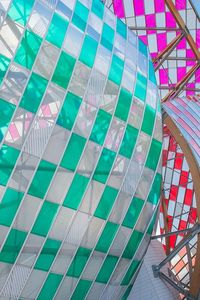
(0, 1), (162, 299)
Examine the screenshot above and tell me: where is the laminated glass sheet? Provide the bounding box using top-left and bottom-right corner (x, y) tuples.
(46, 13), (68, 48)
(134, 72), (147, 101)
(79, 35), (98, 68)
(67, 247), (92, 278)
(19, 72), (48, 113)
(14, 29), (42, 70)
(141, 104), (156, 136)
(96, 255), (119, 283)
(114, 88), (132, 122)
(108, 54), (124, 85)
(101, 23), (114, 51)
(0, 98), (15, 141)
(91, 0), (104, 19)
(90, 109), (112, 145)
(8, 0), (34, 26)
(0, 54), (10, 85)
(71, 279), (92, 300)
(37, 273), (63, 300)
(57, 92), (82, 130)
(122, 260), (140, 285)
(72, 1), (89, 32)
(94, 185), (118, 219)
(119, 125), (138, 159)
(122, 197), (144, 228)
(52, 51), (76, 89)
(122, 230), (144, 259)
(31, 201), (59, 237)
(145, 139), (162, 170)
(95, 222), (119, 253)
(116, 19), (127, 39)
(93, 148), (116, 184)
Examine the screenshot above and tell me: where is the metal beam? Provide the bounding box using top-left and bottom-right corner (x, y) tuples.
(165, 0), (200, 60)
(159, 86), (200, 92)
(162, 63), (200, 102)
(129, 26), (180, 31)
(151, 227), (195, 240)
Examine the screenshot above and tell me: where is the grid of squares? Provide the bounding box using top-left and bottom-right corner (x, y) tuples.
(0, 1), (162, 299)
(106, 0), (200, 99)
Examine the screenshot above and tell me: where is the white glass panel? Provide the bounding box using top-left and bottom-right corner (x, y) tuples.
(81, 217), (104, 249)
(54, 276), (78, 299)
(68, 62), (91, 97)
(108, 155), (129, 189)
(74, 102), (97, 138)
(94, 45), (111, 76)
(82, 251), (105, 280)
(21, 269), (47, 299)
(100, 80), (119, 114)
(63, 24), (84, 58)
(109, 191), (132, 224)
(105, 119), (125, 152)
(109, 226), (132, 257)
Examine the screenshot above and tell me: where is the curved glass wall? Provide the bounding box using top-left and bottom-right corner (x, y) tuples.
(0, 1), (162, 299)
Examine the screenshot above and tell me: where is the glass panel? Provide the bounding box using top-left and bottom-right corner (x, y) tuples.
(128, 98), (144, 129)
(141, 104), (156, 136)
(122, 230), (144, 259)
(104, 118), (125, 151)
(33, 41), (60, 80)
(95, 222), (119, 253)
(8, 0), (34, 26)
(147, 173), (162, 205)
(20, 269), (47, 299)
(145, 139), (162, 170)
(109, 191), (132, 224)
(96, 255), (118, 283)
(87, 12), (102, 42)
(63, 173), (89, 210)
(93, 148), (116, 184)
(60, 133), (86, 172)
(37, 273), (63, 300)
(114, 88), (132, 122)
(94, 185), (118, 220)
(119, 125), (138, 159)
(28, 160), (57, 199)
(109, 226), (132, 257)
(101, 23), (114, 51)
(132, 132), (151, 165)
(57, 92), (82, 130)
(89, 109), (111, 145)
(108, 55), (124, 86)
(79, 35), (98, 68)
(63, 23), (84, 58)
(46, 13), (68, 48)
(13, 194), (41, 232)
(68, 62), (91, 98)
(82, 251), (105, 281)
(35, 239), (61, 271)
(67, 247), (91, 278)
(81, 216), (104, 249)
(134, 167), (154, 200)
(52, 51), (76, 89)
(94, 45), (111, 76)
(14, 29), (42, 70)
(0, 98), (15, 142)
(0, 54), (10, 86)
(31, 201), (59, 237)
(121, 260), (140, 285)
(19, 72), (48, 114)
(72, 1), (89, 32)
(28, 1), (52, 38)
(100, 80), (119, 114)
(91, 0), (104, 19)
(0, 144), (20, 186)
(108, 155), (129, 190)
(0, 188), (24, 226)
(122, 197), (144, 229)
(0, 229), (27, 264)
(134, 72), (147, 102)
(71, 279), (92, 300)
(116, 19), (127, 39)
(0, 64), (29, 106)
(54, 277), (78, 299)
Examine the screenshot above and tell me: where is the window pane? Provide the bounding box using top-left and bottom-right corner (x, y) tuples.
(79, 35), (98, 68)
(89, 109), (111, 145)
(141, 104), (156, 136)
(119, 125), (138, 159)
(46, 13), (68, 48)
(93, 148), (116, 184)
(108, 55), (124, 86)
(67, 247), (91, 277)
(95, 222), (119, 253)
(91, 0), (104, 19)
(134, 72), (147, 102)
(0, 54), (10, 85)
(122, 197), (144, 229)
(37, 273), (63, 300)
(0, 98), (15, 142)
(122, 230), (144, 259)
(145, 139), (162, 170)
(96, 255), (118, 283)
(114, 88), (132, 122)
(8, 0), (34, 26)
(72, 1), (89, 32)
(101, 23), (114, 51)
(71, 279), (92, 300)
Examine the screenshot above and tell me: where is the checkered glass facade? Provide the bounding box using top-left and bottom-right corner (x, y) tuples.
(0, 1), (162, 299)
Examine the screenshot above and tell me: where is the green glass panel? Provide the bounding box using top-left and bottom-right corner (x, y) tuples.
(0, 188), (24, 226)
(108, 55), (124, 85)
(79, 35), (98, 67)
(121, 285), (133, 300)
(0, 229), (27, 263)
(46, 13), (68, 48)
(28, 160), (56, 199)
(71, 279), (92, 300)
(57, 92), (82, 130)
(67, 247), (91, 278)
(96, 255), (118, 283)
(93, 148), (116, 184)
(138, 38), (148, 57)
(122, 197), (144, 229)
(31, 201), (58, 237)
(147, 173), (162, 205)
(122, 260), (140, 285)
(147, 208), (157, 235)
(89, 109), (112, 145)
(101, 23), (114, 51)
(35, 238), (61, 271)
(19, 72), (48, 113)
(0, 98), (15, 142)
(95, 222), (119, 253)
(8, 0), (34, 26)
(116, 19), (127, 39)
(134, 72), (147, 102)
(94, 185), (118, 220)
(122, 230), (143, 259)
(52, 51), (76, 89)
(145, 139), (162, 171)
(72, 1), (89, 32)
(63, 173), (89, 209)
(149, 60), (157, 84)
(60, 133), (86, 172)
(119, 125), (138, 159)
(14, 29), (42, 70)
(37, 273), (63, 300)
(91, 0), (104, 19)
(115, 88), (132, 122)
(0, 54), (10, 86)
(0, 144), (20, 186)
(141, 104), (156, 136)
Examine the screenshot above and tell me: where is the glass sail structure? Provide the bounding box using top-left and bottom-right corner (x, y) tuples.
(0, 0), (162, 299)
